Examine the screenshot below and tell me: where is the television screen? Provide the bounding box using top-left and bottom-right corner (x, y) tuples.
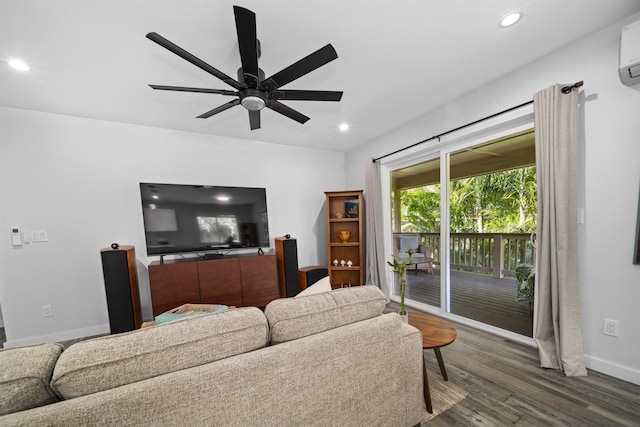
(139, 183), (270, 256)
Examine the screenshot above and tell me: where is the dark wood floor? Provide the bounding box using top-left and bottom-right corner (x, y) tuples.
(387, 301), (640, 426)
(398, 269), (533, 337)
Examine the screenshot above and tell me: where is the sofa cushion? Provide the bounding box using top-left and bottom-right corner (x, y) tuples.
(295, 275), (332, 297)
(0, 343), (63, 416)
(51, 307), (268, 399)
(265, 285), (386, 344)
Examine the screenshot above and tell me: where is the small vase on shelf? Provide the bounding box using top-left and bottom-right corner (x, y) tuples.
(338, 230), (350, 243)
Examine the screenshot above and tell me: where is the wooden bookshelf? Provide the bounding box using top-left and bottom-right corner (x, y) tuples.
(325, 190), (364, 288)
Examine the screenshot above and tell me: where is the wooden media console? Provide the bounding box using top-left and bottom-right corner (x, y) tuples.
(148, 253), (279, 316)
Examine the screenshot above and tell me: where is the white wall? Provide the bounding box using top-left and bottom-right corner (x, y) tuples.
(346, 17), (640, 385)
(0, 107), (344, 346)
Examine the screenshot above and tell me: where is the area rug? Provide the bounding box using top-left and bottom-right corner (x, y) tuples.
(421, 372), (468, 423)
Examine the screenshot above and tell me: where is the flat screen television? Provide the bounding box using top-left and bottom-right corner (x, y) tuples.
(139, 183), (270, 257)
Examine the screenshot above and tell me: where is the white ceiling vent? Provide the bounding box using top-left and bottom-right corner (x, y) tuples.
(619, 19), (640, 87)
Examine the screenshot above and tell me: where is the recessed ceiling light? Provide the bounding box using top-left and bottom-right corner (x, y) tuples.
(499, 11), (522, 28)
(216, 195), (230, 202)
(8, 58), (30, 71)
(339, 123), (349, 132)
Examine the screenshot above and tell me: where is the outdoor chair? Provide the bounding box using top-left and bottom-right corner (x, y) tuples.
(394, 234), (435, 276)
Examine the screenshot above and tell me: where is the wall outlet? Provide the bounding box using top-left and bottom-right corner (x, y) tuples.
(603, 318), (619, 337)
(42, 305), (52, 317)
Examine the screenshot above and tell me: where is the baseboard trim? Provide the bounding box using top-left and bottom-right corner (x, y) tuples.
(2, 324), (110, 349)
(584, 354), (640, 386)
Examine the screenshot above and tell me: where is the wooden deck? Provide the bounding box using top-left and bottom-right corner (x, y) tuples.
(397, 268), (533, 337)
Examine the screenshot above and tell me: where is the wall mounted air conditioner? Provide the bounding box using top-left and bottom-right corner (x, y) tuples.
(619, 19), (640, 87)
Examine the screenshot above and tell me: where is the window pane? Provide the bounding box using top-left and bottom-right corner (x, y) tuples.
(448, 130), (536, 337)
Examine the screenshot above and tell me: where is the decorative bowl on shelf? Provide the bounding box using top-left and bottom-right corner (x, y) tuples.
(338, 230), (351, 243)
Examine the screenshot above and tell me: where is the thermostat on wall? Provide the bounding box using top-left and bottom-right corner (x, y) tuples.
(11, 227), (23, 246)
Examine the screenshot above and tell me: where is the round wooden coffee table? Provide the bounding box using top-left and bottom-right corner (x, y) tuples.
(407, 311), (457, 414)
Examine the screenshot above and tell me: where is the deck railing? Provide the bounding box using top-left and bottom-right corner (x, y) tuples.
(394, 232), (535, 278)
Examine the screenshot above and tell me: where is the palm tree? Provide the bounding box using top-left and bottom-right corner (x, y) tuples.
(397, 166), (536, 234)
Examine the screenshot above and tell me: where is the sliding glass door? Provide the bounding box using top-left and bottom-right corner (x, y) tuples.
(447, 131), (536, 336)
(387, 127), (536, 338)
(391, 156), (441, 308)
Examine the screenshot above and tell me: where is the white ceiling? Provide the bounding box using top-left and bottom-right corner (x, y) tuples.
(2, 0), (640, 152)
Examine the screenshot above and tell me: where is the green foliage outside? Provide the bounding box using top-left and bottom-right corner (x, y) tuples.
(397, 166), (537, 233)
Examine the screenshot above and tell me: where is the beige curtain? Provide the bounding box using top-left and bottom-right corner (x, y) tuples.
(365, 159), (390, 300)
(533, 84), (587, 376)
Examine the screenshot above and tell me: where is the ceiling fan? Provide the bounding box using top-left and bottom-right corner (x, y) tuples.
(146, 5), (343, 130)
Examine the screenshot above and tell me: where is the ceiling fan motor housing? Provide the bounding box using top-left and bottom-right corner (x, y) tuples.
(237, 67), (266, 87)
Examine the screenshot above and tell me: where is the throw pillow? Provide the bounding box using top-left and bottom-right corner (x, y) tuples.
(295, 275), (332, 297)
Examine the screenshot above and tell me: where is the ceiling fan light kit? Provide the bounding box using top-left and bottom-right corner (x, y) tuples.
(147, 5), (343, 130)
(240, 91), (266, 111)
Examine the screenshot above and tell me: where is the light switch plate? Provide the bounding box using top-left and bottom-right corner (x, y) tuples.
(31, 230), (49, 242)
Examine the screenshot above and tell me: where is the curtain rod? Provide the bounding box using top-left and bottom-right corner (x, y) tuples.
(372, 80), (583, 163)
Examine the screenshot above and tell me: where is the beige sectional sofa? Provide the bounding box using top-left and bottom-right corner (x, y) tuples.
(0, 286), (424, 426)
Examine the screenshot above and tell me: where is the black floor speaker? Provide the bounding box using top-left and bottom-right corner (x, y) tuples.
(275, 236), (300, 297)
(100, 245), (142, 333)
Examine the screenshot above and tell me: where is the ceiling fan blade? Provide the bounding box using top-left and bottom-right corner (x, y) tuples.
(261, 44), (338, 91)
(146, 32), (243, 90)
(269, 90), (343, 101)
(150, 85), (238, 96)
(267, 100), (310, 124)
(233, 6), (259, 88)
(249, 110), (261, 130)
(197, 99), (240, 119)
